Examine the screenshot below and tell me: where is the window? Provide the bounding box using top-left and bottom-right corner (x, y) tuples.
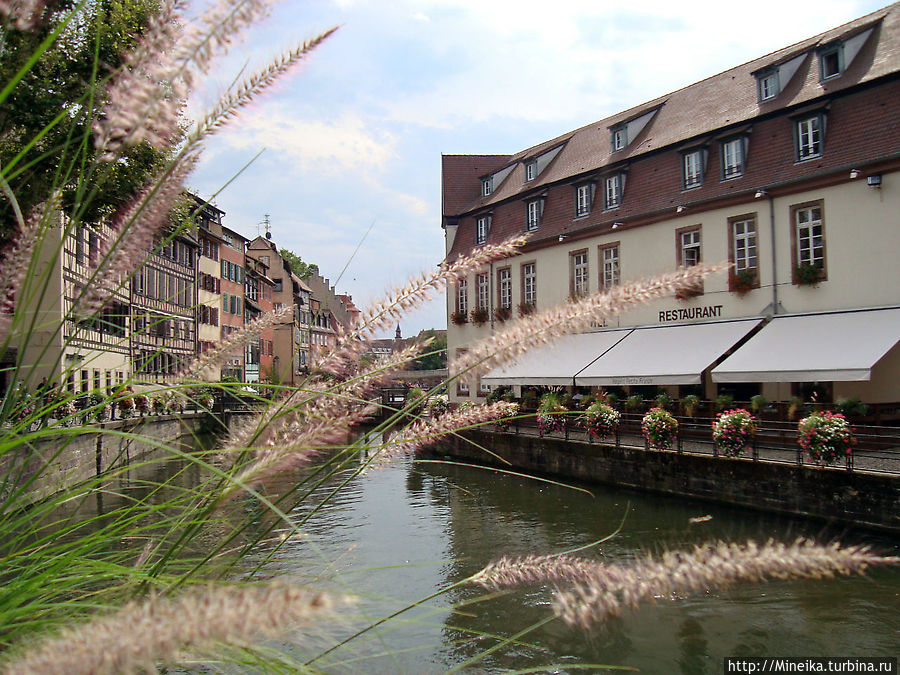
(731, 217), (757, 274)
(757, 69), (779, 101)
(521, 262), (536, 307)
(482, 176), (493, 196)
(525, 160), (537, 181)
(604, 174), (623, 209)
(526, 199), (542, 231)
(476, 215), (490, 244)
(456, 279), (468, 315)
(679, 229), (701, 267)
(476, 273), (489, 309)
(682, 150), (704, 189)
(819, 44), (843, 80)
(497, 268), (511, 310)
(575, 183), (592, 217)
(793, 202), (826, 281)
(600, 243), (619, 289)
(611, 125), (627, 151)
(796, 115), (823, 160)
(722, 138), (745, 179)
(570, 249), (589, 298)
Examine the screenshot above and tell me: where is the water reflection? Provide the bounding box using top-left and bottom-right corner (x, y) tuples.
(247, 450), (900, 673)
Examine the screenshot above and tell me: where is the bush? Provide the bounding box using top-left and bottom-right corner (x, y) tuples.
(642, 408), (678, 450)
(715, 393), (734, 412)
(798, 411), (855, 466)
(581, 402), (621, 441)
(750, 394), (768, 414)
(712, 409), (757, 457)
(834, 397), (868, 419)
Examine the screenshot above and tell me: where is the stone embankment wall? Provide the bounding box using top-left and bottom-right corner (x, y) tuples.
(9, 413), (208, 502)
(430, 431), (900, 534)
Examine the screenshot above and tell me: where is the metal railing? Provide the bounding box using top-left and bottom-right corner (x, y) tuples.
(497, 411), (900, 475)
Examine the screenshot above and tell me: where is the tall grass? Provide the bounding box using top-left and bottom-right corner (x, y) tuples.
(0, 1), (896, 672)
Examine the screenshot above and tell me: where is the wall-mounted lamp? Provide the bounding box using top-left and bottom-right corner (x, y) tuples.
(867, 174), (882, 188)
(558, 234), (566, 242)
(850, 168), (860, 179)
(612, 222), (623, 230)
(676, 205), (686, 214)
(754, 189), (767, 199)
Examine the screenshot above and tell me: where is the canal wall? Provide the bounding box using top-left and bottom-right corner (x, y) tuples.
(6, 413), (211, 502)
(431, 431), (900, 534)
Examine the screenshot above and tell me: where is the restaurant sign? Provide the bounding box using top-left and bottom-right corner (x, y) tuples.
(658, 305), (724, 323)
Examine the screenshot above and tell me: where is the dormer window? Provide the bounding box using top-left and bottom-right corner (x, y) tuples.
(611, 126), (627, 152)
(575, 183), (594, 218)
(481, 177), (493, 196)
(721, 137), (747, 180)
(757, 69), (779, 101)
(604, 173), (624, 210)
(526, 199), (543, 231)
(525, 160), (537, 182)
(682, 149), (705, 190)
(819, 43), (843, 80)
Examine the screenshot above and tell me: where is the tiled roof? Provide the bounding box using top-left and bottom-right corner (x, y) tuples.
(444, 2), (900, 218)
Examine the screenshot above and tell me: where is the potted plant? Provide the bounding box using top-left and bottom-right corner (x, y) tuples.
(134, 394), (150, 416)
(450, 310), (467, 325)
(518, 301), (535, 317)
(625, 394), (644, 412)
(787, 396), (804, 421)
(581, 401), (621, 441)
(493, 306), (512, 322)
(797, 411), (855, 466)
(795, 262), (823, 286)
(715, 393), (734, 412)
(750, 394), (767, 414)
(428, 395), (450, 417)
(152, 394), (167, 415)
(681, 394), (701, 417)
(654, 391), (671, 410)
(470, 307), (489, 326)
(116, 395), (135, 418)
(642, 407), (678, 451)
(494, 402), (519, 432)
(712, 408), (757, 457)
(834, 397), (868, 419)
(537, 391), (566, 435)
(730, 268), (757, 296)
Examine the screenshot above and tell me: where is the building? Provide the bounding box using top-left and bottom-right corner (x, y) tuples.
(218, 225), (247, 380)
(443, 4), (900, 406)
(244, 255), (275, 383)
(193, 197), (225, 379)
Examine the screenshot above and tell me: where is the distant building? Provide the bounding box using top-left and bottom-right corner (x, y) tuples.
(443, 5), (900, 405)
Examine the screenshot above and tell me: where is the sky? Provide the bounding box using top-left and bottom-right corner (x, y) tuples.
(189, 0), (889, 337)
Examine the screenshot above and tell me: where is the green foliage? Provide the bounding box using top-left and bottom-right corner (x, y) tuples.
(750, 394), (768, 413)
(681, 394), (701, 417)
(716, 393), (734, 412)
(835, 397), (868, 418)
(412, 329), (447, 371)
(625, 394), (644, 411)
(279, 248), (313, 279)
(654, 391), (672, 410)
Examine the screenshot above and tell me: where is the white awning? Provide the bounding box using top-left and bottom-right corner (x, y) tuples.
(481, 330), (631, 386)
(712, 308), (900, 382)
(574, 319), (763, 386)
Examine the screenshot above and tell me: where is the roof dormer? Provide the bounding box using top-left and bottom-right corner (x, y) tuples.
(607, 106), (661, 153)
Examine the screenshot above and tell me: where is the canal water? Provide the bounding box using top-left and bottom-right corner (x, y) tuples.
(242, 441), (900, 674)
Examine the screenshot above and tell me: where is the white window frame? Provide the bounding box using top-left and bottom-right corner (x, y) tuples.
(526, 199), (541, 231)
(604, 174), (622, 209)
(456, 279), (468, 314)
(575, 183), (592, 217)
(722, 138), (744, 179)
(611, 126), (627, 152)
(601, 245), (619, 289)
(525, 160), (537, 182)
(795, 206), (824, 268)
(522, 263), (536, 306)
(476, 215), (490, 244)
(498, 268), (512, 309)
(683, 150), (703, 189)
(482, 177), (493, 196)
(758, 70), (779, 101)
(796, 115), (823, 160)
(476, 273), (489, 310)
(732, 218), (757, 273)
(680, 230), (701, 267)
(571, 250), (589, 297)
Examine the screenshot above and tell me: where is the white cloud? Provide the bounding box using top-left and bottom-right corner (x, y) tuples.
(225, 107), (398, 174)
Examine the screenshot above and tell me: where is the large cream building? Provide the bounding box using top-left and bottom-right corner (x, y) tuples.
(443, 4), (900, 406)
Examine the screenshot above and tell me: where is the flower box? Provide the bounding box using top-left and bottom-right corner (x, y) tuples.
(642, 407), (678, 450)
(712, 408), (757, 457)
(798, 411), (855, 466)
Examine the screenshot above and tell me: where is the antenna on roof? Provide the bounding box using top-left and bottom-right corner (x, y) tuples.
(258, 214), (272, 240)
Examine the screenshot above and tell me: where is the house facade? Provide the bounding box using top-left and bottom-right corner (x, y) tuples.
(443, 4), (900, 405)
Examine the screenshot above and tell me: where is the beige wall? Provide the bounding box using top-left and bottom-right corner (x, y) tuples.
(448, 171), (900, 402)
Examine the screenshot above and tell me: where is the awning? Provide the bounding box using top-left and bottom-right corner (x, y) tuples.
(574, 319), (762, 386)
(712, 308), (900, 382)
(481, 330), (630, 386)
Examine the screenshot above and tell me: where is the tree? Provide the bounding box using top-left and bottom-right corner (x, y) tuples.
(412, 329), (447, 371)
(279, 248), (314, 279)
(0, 0), (171, 236)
